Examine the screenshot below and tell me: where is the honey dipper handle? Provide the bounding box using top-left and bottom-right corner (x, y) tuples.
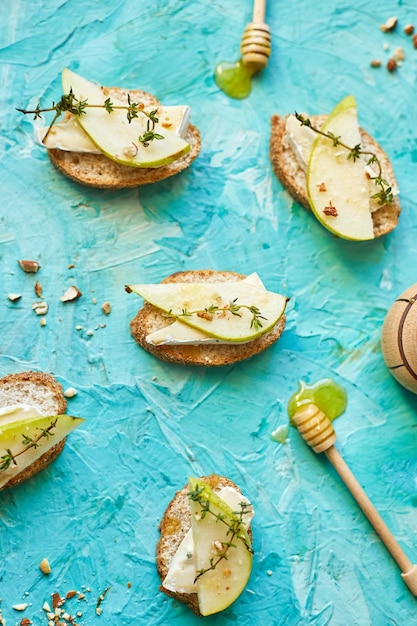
(325, 446), (417, 595)
(253, 0), (267, 23)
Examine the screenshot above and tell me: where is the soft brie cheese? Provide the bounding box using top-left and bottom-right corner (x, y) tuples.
(162, 486), (254, 594)
(0, 404), (44, 428)
(36, 105), (191, 152)
(146, 272), (267, 346)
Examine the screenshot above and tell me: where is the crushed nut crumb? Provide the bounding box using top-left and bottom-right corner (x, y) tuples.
(12, 603), (28, 611)
(380, 16), (397, 32)
(64, 387), (78, 399)
(32, 301), (48, 315)
(8, 293), (22, 302)
(393, 47), (405, 61)
(18, 259), (40, 273)
(386, 57), (397, 72)
(323, 202), (338, 217)
(317, 182), (327, 191)
(101, 301), (111, 315)
(370, 59), (382, 68)
(34, 281), (43, 297)
(39, 557), (52, 575)
(404, 24), (415, 35)
(60, 286), (82, 303)
(413, 33), (417, 49)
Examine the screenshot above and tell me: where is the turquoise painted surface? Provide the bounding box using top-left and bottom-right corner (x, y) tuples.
(0, 0), (417, 624)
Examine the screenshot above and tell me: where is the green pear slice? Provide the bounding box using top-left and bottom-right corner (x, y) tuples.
(126, 281), (287, 342)
(188, 477), (253, 616)
(307, 95), (375, 241)
(0, 412), (84, 489)
(61, 68), (190, 167)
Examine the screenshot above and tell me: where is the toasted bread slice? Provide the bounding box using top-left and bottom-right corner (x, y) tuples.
(0, 371), (67, 490)
(129, 270), (286, 366)
(270, 113), (401, 238)
(156, 474), (252, 616)
(47, 87), (201, 188)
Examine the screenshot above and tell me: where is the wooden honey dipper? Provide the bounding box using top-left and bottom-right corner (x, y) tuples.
(240, 0), (271, 71)
(293, 402), (417, 595)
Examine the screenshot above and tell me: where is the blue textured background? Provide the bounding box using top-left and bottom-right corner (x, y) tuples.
(0, 1), (416, 624)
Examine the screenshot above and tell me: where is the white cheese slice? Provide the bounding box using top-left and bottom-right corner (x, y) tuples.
(146, 272), (267, 346)
(162, 486), (254, 594)
(35, 105), (190, 153)
(0, 404), (44, 427)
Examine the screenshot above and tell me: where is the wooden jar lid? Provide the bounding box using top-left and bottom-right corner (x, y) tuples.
(381, 283), (417, 394)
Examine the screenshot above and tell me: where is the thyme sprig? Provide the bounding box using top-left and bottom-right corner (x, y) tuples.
(17, 89), (163, 145)
(0, 419), (57, 472)
(295, 112), (393, 206)
(167, 299), (267, 331)
(189, 483), (253, 583)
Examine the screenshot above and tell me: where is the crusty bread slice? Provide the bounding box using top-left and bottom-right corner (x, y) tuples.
(0, 371), (67, 490)
(156, 474), (252, 616)
(129, 270), (286, 366)
(47, 87), (201, 188)
(270, 114), (401, 238)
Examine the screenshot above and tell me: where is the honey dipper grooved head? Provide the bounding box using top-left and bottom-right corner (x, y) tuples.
(240, 22), (271, 70)
(292, 404), (336, 453)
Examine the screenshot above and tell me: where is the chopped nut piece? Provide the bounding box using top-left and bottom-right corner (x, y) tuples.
(380, 16), (397, 32)
(20, 618), (32, 626)
(393, 47), (405, 61)
(404, 24), (415, 35)
(101, 301), (111, 315)
(67, 263), (75, 269)
(34, 280), (43, 297)
(370, 59), (382, 68)
(32, 301), (48, 315)
(8, 293), (22, 302)
(65, 590), (78, 600)
(12, 604), (28, 611)
(60, 286), (82, 302)
(39, 557), (52, 574)
(317, 182), (327, 191)
(64, 387), (78, 398)
(323, 202), (338, 217)
(18, 259), (40, 273)
(40, 317), (47, 327)
(197, 310), (213, 321)
(386, 57), (397, 72)
(413, 33), (417, 49)
(51, 592), (64, 609)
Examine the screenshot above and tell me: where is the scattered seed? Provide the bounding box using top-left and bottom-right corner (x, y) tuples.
(64, 387), (78, 398)
(18, 259), (40, 273)
(8, 293), (22, 302)
(60, 286), (82, 303)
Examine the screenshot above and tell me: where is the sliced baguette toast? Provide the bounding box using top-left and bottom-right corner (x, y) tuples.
(156, 474), (252, 616)
(129, 270), (286, 366)
(270, 113), (401, 238)
(47, 87), (201, 188)
(0, 371), (67, 490)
